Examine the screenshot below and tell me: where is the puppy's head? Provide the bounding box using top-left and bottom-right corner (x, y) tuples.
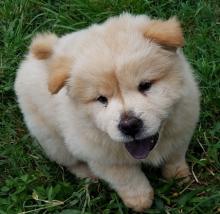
(47, 14), (185, 159)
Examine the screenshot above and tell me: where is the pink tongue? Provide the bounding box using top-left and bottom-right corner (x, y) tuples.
(125, 134), (158, 159)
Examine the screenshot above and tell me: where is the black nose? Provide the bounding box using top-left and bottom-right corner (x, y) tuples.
(118, 114), (143, 137)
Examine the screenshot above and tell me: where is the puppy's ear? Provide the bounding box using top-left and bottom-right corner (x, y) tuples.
(30, 33), (58, 59)
(144, 17), (184, 50)
(48, 56), (72, 94)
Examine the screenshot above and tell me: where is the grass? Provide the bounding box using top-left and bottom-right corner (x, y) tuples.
(0, 0), (219, 213)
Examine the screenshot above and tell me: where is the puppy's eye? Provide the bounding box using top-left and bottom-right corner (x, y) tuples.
(96, 96), (108, 105)
(138, 81), (152, 93)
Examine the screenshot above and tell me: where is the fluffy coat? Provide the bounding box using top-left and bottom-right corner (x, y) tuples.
(15, 13), (200, 211)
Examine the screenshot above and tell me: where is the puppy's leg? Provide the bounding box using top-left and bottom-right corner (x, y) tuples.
(90, 163), (153, 212)
(22, 102), (76, 167)
(20, 98), (97, 179)
(68, 161), (97, 179)
(162, 147), (191, 183)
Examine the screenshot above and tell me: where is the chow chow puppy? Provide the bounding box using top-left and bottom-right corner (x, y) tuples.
(15, 13), (200, 211)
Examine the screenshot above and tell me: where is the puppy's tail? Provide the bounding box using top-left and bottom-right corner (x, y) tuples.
(30, 33), (58, 60)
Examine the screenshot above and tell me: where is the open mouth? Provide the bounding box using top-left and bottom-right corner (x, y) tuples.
(124, 133), (159, 159)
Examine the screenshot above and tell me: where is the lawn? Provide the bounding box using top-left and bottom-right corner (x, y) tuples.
(0, 0), (219, 213)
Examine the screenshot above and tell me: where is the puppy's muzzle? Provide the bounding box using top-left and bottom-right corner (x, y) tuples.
(118, 113), (143, 137)
(118, 112), (159, 159)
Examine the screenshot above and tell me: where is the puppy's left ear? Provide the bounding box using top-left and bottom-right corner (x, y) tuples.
(144, 17), (184, 50)
(48, 56), (72, 94)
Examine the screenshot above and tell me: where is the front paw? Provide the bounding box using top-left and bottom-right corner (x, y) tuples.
(119, 187), (154, 212)
(162, 161), (191, 183)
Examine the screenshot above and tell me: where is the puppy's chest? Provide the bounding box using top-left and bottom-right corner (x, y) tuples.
(65, 131), (135, 163)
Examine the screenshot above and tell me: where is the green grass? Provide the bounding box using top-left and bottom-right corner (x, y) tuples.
(0, 0), (220, 213)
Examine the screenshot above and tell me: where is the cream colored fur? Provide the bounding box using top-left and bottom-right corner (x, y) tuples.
(14, 13), (200, 212)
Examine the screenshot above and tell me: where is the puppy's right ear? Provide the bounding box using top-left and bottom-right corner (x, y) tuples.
(30, 33), (58, 60)
(48, 56), (72, 94)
